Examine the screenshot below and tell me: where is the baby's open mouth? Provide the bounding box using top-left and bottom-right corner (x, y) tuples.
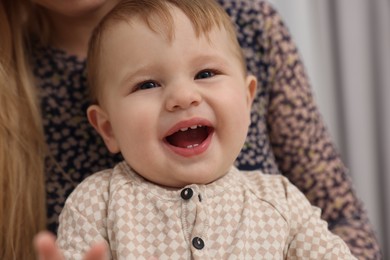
(165, 125), (213, 148)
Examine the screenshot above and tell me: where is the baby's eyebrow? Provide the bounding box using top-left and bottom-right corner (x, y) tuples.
(119, 64), (160, 85)
(190, 53), (228, 64)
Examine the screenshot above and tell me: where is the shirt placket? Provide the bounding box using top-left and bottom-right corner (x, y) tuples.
(180, 185), (209, 259)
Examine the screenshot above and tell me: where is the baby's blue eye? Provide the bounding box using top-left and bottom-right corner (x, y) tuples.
(195, 70), (215, 79)
(138, 81), (158, 90)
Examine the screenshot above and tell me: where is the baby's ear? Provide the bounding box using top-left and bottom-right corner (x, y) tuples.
(87, 105), (120, 153)
(245, 75), (257, 107)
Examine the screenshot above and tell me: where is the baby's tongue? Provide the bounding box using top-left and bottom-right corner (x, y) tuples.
(166, 127), (208, 148)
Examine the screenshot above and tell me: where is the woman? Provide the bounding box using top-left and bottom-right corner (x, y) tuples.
(0, 0), (381, 259)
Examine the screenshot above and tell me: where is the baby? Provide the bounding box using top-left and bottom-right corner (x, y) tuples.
(57, 0), (356, 259)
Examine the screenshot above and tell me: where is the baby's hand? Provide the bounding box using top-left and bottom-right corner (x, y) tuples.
(34, 231), (108, 260)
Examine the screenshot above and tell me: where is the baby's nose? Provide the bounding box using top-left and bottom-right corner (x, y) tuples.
(165, 83), (202, 111)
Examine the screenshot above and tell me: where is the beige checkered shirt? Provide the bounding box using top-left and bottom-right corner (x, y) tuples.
(57, 161), (355, 259)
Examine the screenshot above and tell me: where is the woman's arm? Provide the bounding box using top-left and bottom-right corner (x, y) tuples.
(260, 3), (381, 258)
(218, 0), (382, 258)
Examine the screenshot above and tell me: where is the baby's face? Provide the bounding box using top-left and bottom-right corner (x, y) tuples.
(91, 7), (256, 187)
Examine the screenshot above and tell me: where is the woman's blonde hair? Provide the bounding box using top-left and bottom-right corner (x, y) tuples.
(0, 0), (49, 259)
(87, 0), (246, 104)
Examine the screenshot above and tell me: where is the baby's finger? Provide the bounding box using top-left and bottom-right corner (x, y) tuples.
(83, 241), (109, 260)
(34, 231), (64, 260)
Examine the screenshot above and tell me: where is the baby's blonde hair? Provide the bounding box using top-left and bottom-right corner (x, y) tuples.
(87, 0), (246, 104)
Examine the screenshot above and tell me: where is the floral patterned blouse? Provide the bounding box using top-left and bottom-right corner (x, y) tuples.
(31, 0), (381, 259)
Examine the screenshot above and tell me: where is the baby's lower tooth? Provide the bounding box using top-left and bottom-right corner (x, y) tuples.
(186, 144), (199, 149)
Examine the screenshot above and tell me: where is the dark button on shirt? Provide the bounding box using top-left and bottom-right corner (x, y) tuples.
(192, 237), (205, 250)
(180, 188), (193, 200)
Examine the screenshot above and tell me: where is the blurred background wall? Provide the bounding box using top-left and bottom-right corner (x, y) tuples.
(267, 0), (390, 257)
